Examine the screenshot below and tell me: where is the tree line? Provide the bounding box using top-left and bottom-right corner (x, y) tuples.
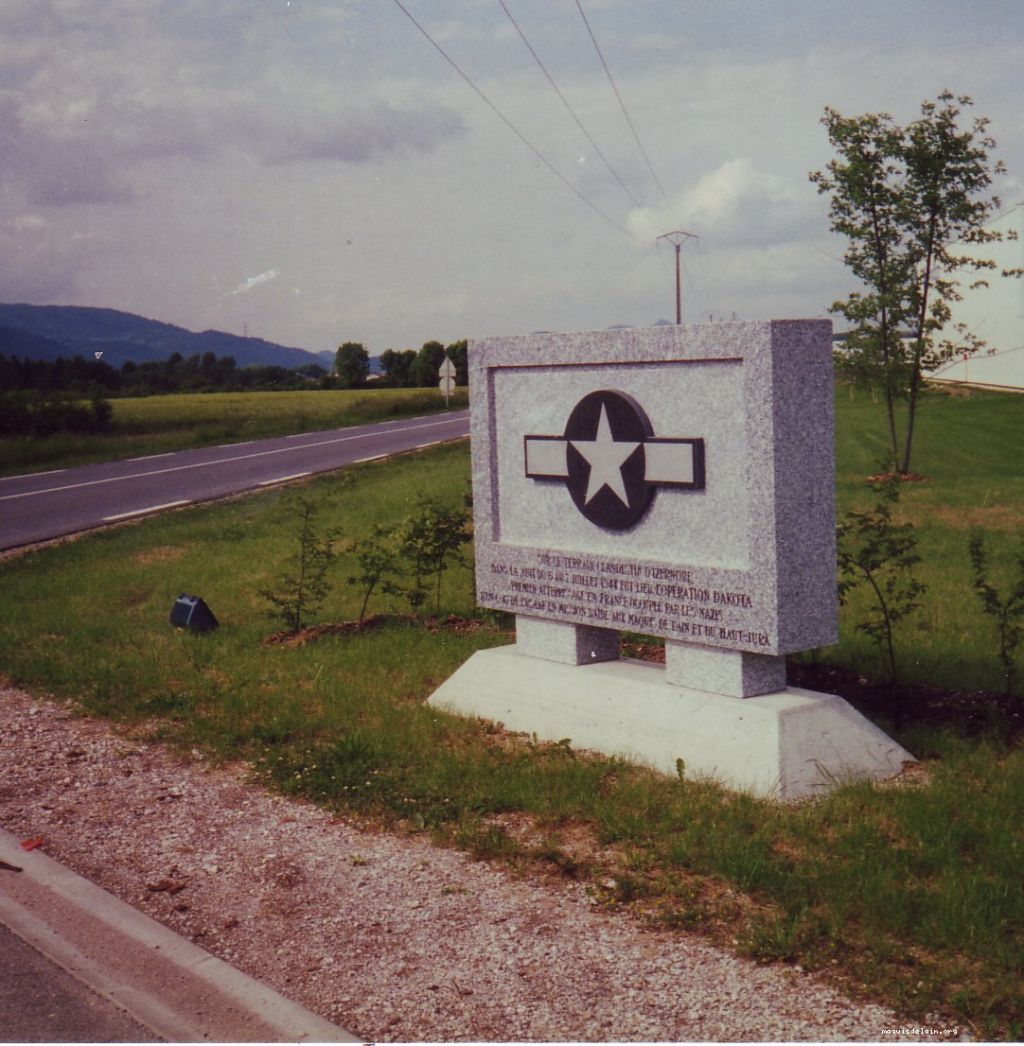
(1, 338), (471, 399)
(0, 351), (327, 397)
(333, 340), (468, 389)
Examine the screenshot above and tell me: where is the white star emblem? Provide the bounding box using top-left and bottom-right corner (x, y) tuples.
(570, 404), (640, 506)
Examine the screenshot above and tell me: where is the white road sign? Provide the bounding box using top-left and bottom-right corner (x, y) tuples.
(438, 355), (456, 405)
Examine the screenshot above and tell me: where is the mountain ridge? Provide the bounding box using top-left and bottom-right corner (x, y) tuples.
(0, 303), (334, 370)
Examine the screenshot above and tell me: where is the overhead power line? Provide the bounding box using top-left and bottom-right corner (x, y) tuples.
(389, 0), (635, 241)
(574, 0), (680, 224)
(495, 0), (653, 225)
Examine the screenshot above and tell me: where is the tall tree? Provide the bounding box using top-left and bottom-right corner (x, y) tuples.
(410, 340), (446, 388)
(334, 342), (369, 389)
(379, 348), (417, 387)
(810, 92), (1020, 475)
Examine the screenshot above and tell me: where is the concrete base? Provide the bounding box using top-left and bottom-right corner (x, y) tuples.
(427, 645), (915, 801)
(516, 615), (619, 665)
(664, 640), (787, 697)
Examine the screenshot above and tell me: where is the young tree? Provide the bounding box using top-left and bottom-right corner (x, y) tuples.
(398, 495), (471, 613)
(346, 524), (403, 624)
(968, 533), (1024, 697)
(334, 342), (370, 389)
(836, 473), (926, 685)
(810, 92), (1021, 475)
(259, 497), (340, 633)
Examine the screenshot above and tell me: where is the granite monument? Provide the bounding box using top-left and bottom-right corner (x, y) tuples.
(428, 321), (913, 799)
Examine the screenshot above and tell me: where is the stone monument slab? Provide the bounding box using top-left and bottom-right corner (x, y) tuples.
(428, 321), (914, 798)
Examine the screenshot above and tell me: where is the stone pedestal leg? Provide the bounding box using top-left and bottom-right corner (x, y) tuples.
(515, 615), (619, 666)
(664, 640), (785, 697)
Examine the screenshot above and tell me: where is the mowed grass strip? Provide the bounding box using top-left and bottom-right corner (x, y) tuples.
(0, 386), (468, 475)
(1, 390), (1023, 1036)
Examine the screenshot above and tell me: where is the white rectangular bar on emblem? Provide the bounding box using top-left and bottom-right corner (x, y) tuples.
(525, 438), (569, 478)
(644, 442), (694, 484)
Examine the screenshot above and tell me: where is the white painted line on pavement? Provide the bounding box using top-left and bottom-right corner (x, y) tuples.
(103, 500), (192, 522)
(128, 452), (176, 462)
(354, 453), (388, 463)
(258, 472), (311, 486)
(0, 468), (67, 482)
(0, 414), (468, 503)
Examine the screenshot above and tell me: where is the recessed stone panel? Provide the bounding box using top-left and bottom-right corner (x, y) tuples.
(470, 321), (838, 657)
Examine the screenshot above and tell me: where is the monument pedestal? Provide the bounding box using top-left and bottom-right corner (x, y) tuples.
(427, 645), (914, 801)
(442, 322), (915, 800)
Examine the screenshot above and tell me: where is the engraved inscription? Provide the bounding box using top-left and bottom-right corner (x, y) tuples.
(478, 551), (772, 648)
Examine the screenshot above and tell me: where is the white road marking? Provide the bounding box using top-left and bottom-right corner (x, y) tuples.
(354, 454), (388, 463)
(258, 472), (311, 486)
(128, 452), (176, 462)
(0, 414), (468, 503)
(0, 468), (66, 482)
(103, 500), (191, 522)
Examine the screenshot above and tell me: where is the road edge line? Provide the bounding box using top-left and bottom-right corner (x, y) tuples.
(0, 829), (360, 1043)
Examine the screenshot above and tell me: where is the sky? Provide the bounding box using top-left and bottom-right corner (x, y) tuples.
(2, 0), (1023, 382)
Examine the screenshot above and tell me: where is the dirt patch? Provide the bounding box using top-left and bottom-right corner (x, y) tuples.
(926, 503), (1024, 532)
(262, 613), (504, 648)
(866, 471), (930, 484)
(262, 615), (387, 647)
(787, 660), (1022, 739)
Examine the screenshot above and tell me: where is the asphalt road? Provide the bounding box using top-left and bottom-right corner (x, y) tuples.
(0, 922), (160, 1043)
(0, 409), (470, 551)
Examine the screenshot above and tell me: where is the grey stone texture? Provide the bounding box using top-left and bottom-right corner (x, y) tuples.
(515, 616), (620, 665)
(470, 321), (838, 660)
(664, 640), (787, 698)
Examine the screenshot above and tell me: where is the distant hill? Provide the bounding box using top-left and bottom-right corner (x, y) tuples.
(0, 303), (331, 371)
(0, 324), (74, 362)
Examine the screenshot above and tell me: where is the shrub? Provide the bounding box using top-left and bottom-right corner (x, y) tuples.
(398, 495), (471, 613)
(0, 390), (113, 437)
(259, 497), (340, 633)
(837, 472), (926, 684)
(968, 532), (1024, 696)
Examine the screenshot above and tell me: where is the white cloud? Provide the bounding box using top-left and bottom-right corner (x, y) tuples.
(629, 158), (818, 249)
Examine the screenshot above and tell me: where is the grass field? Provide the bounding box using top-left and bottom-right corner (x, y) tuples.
(830, 385), (1024, 694)
(1, 385), (1022, 1037)
(0, 386), (469, 476)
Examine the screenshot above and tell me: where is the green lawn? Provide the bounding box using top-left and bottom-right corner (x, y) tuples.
(830, 385), (1024, 692)
(0, 386), (1022, 1037)
(0, 386), (468, 476)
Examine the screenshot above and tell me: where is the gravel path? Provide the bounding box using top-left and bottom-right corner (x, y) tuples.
(0, 683), (952, 1042)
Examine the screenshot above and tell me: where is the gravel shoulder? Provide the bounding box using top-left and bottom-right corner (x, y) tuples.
(0, 682), (941, 1042)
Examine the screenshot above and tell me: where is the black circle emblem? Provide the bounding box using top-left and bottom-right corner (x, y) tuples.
(564, 390), (653, 530)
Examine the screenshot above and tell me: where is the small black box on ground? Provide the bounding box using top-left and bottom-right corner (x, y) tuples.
(170, 594), (218, 632)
